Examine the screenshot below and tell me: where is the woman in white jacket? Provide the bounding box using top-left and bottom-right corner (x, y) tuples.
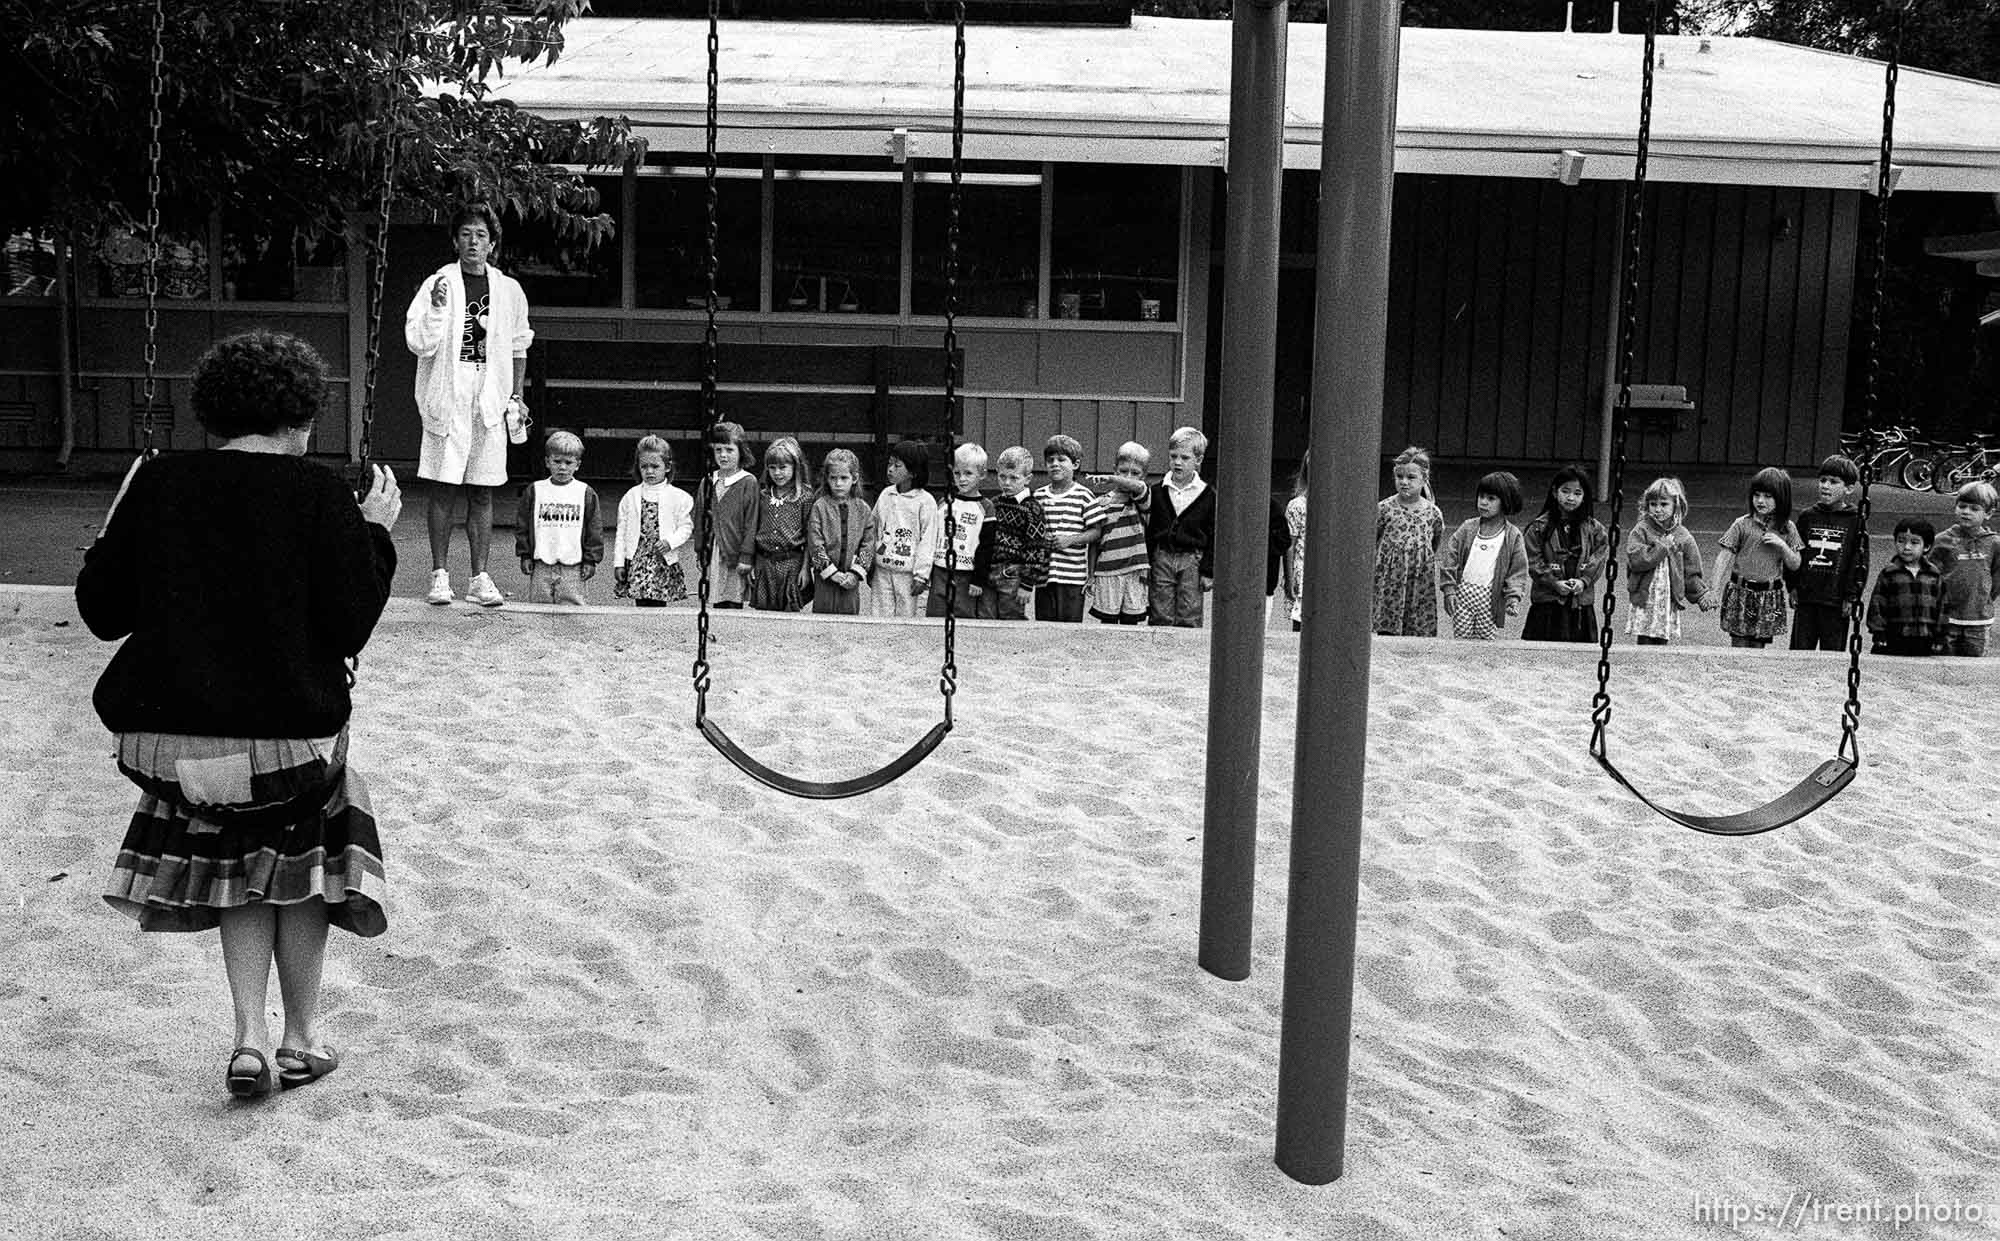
(403, 204), (534, 608)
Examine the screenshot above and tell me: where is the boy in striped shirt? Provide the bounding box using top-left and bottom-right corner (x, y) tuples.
(1033, 434), (1094, 622)
(1084, 441), (1154, 625)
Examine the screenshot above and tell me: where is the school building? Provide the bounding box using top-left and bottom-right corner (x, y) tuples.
(3, 12), (1999, 481)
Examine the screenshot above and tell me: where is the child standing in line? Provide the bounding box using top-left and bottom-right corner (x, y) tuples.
(702, 421), (758, 608)
(808, 448), (877, 616)
(1521, 465), (1609, 642)
(1622, 476), (1708, 645)
(1787, 454), (1866, 651)
(612, 434), (693, 607)
(1439, 471), (1530, 641)
(1932, 480), (2000, 656)
(748, 436), (813, 612)
(1706, 466), (1804, 648)
(983, 446), (1050, 620)
(1146, 426), (1217, 627)
(1866, 517), (1944, 657)
(870, 440), (936, 618)
(1284, 450), (1309, 632)
(515, 429), (603, 605)
(1083, 441), (1154, 625)
(927, 442), (994, 619)
(1373, 445), (1445, 636)
(1034, 434), (1094, 622)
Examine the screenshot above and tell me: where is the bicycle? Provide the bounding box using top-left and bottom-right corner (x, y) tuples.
(1928, 433), (2000, 495)
(1838, 425), (1940, 491)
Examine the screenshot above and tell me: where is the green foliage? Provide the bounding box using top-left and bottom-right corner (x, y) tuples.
(0, 0), (642, 248)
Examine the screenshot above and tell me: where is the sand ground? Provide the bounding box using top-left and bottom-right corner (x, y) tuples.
(1, 582), (1994, 1240)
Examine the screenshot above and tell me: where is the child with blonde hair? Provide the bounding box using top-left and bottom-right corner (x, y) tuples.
(983, 445), (1050, 620)
(1373, 445), (1444, 636)
(748, 435), (813, 612)
(1933, 479), (2000, 656)
(515, 429), (603, 605)
(928, 442), (994, 618)
(1439, 471), (1529, 640)
(1145, 426), (1216, 627)
(1622, 475), (1708, 645)
(1084, 441), (1154, 625)
(1706, 466), (1803, 648)
(809, 448), (877, 615)
(613, 435), (693, 607)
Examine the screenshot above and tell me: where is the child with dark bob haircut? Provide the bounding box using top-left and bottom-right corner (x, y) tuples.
(1706, 465), (1803, 648)
(1439, 470), (1530, 640)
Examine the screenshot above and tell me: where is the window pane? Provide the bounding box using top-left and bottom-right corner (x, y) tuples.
(773, 158), (901, 315)
(636, 156), (762, 310)
(508, 176), (624, 309)
(1050, 164), (1180, 322)
(912, 161), (1040, 317)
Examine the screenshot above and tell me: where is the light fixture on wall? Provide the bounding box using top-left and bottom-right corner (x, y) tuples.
(1770, 214), (1795, 242)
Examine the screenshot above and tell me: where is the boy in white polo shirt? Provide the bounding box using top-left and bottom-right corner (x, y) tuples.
(516, 430), (603, 605)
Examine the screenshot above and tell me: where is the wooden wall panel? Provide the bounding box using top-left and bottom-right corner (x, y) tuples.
(1787, 187), (1834, 466)
(1400, 177), (1447, 455)
(1702, 186), (1747, 465)
(1556, 183), (1607, 465)
(1020, 398), (1061, 461)
(1134, 401), (1177, 462)
(1465, 178), (1509, 460)
(1670, 184), (1717, 464)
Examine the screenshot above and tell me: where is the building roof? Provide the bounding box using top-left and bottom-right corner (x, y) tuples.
(490, 17), (2000, 191)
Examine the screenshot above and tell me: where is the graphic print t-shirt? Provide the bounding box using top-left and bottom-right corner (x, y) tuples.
(460, 272), (490, 364)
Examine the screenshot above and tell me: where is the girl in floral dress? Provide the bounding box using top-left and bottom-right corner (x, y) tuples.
(1373, 445), (1445, 636)
(748, 436), (814, 611)
(1284, 450), (1309, 632)
(613, 435), (694, 606)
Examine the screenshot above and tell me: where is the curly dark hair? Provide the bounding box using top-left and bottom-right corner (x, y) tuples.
(189, 330), (329, 439)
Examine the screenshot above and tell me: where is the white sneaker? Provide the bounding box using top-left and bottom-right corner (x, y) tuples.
(466, 572), (505, 608)
(426, 569), (454, 606)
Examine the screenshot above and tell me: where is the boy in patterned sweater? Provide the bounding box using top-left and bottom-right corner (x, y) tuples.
(977, 446), (1050, 620)
(1033, 434), (1095, 622)
(1083, 441), (1154, 624)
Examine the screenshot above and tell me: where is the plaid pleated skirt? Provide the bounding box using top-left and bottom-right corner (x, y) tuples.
(102, 730), (387, 937)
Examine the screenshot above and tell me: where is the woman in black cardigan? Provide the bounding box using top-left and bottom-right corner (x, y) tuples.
(78, 330), (401, 1098)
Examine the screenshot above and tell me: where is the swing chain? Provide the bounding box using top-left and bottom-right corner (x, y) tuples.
(139, 0), (166, 457)
(1840, 2), (1903, 765)
(936, 0), (966, 715)
(1590, 0), (1656, 761)
(690, 0), (721, 721)
(356, 0), (407, 486)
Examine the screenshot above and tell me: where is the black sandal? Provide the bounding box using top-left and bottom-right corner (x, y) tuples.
(225, 1047), (275, 1098)
(275, 1046), (339, 1091)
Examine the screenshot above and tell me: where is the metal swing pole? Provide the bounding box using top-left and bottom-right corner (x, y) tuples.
(1196, 0), (1288, 984)
(1274, 0), (1401, 1185)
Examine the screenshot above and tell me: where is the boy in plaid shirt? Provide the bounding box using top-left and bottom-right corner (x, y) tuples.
(1866, 517), (1943, 657)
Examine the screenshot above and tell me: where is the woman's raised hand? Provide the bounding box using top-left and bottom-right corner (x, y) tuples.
(358, 465), (402, 531)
